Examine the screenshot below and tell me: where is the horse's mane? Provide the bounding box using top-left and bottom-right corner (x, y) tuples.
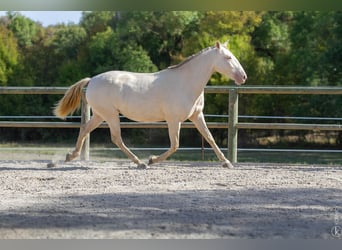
(168, 46), (215, 70)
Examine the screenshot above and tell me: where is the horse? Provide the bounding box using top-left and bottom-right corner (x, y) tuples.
(54, 41), (247, 169)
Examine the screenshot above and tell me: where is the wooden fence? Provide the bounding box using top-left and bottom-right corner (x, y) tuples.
(1, 86), (342, 162)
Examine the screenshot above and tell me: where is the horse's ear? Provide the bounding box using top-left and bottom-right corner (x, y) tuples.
(216, 41), (221, 49)
(223, 40), (229, 47)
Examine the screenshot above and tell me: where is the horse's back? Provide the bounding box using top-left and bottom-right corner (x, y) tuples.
(87, 71), (148, 97)
(85, 70), (168, 121)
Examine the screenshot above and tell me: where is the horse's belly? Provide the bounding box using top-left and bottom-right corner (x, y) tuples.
(119, 101), (165, 122)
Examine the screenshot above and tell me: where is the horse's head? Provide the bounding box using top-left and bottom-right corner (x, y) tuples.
(213, 41), (247, 85)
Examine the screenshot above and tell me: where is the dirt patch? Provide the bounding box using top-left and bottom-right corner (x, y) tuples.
(0, 159), (341, 239)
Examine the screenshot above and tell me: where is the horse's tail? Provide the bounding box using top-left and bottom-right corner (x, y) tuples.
(54, 77), (91, 119)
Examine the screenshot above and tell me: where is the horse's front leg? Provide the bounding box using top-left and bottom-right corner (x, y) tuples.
(190, 111), (234, 168)
(149, 121), (181, 165)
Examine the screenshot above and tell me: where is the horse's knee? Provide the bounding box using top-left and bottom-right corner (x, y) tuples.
(167, 135), (179, 153)
(170, 143), (179, 153)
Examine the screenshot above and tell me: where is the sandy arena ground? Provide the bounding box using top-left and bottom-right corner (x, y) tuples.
(0, 156), (341, 239)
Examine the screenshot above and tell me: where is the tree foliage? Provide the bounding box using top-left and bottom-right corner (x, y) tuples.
(0, 24), (18, 85)
(6, 11), (40, 48)
(0, 11), (340, 147)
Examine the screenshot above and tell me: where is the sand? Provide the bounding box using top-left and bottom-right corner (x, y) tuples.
(0, 158), (341, 239)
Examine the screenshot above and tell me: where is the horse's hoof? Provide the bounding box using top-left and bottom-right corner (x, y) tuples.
(47, 162), (57, 168)
(137, 163), (148, 169)
(222, 161), (234, 169)
(148, 155), (157, 165)
(65, 153), (73, 162)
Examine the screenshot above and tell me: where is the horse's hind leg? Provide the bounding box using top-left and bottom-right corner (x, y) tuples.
(106, 114), (147, 169)
(66, 113), (103, 162)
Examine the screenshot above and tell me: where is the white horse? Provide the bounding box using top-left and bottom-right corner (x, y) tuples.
(54, 41), (247, 169)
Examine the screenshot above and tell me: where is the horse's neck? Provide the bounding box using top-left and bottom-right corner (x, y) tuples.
(175, 49), (216, 98)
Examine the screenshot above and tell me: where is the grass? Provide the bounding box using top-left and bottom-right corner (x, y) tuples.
(90, 148), (342, 165)
(0, 143), (341, 165)
(238, 151), (342, 165)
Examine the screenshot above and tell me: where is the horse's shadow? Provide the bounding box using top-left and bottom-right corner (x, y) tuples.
(0, 166), (90, 172)
(0, 160), (91, 172)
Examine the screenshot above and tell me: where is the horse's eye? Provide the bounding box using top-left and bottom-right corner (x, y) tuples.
(225, 56), (232, 60)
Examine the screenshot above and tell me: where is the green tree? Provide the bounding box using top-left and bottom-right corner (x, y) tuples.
(87, 27), (119, 74)
(86, 27), (157, 75)
(50, 24), (88, 84)
(51, 24), (87, 58)
(283, 12), (342, 130)
(6, 11), (40, 48)
(116, 11), (201, 69)
(182, 11), (264, 113)
(291, 11), (341, 86)
(120, 44), (158, 72)
(0, 25), (19, 85)
(80, 11), (116, 36)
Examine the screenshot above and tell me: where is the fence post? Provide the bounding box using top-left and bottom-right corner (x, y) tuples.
(228, 88), (238, 163)
(80, 95), (90, 161)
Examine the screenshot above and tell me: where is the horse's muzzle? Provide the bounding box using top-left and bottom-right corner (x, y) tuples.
(235, 73), (247, 85)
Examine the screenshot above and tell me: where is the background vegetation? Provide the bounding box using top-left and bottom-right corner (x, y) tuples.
(0, 11), (341, 151)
